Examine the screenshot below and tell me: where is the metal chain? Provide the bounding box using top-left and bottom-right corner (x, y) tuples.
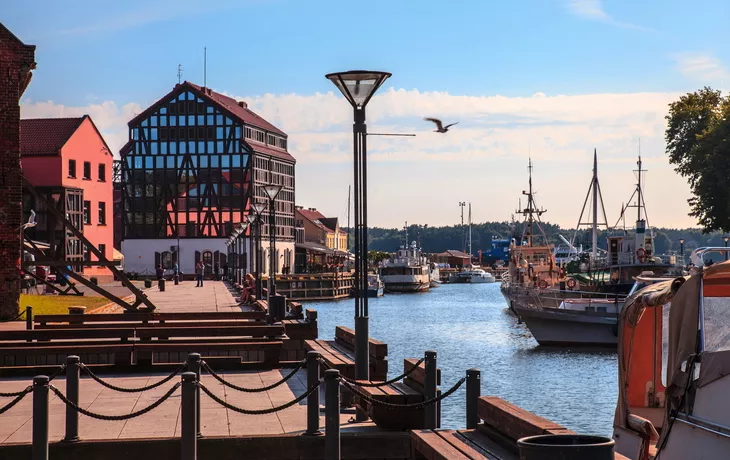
(341, 377), (466, 410)
(49, 383), (181, 421)
(0, 387), (32, 414)
(198, 379), (322, 415)
(0, 310), (26, 322)
(80, 362), (186, 393)
(331, 357), (426, 387)
(201, 359), (305, 393)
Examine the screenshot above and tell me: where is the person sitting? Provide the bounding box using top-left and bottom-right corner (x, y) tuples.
(241, 273), (256, 304)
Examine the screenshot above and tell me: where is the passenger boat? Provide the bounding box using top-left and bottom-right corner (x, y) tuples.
(367, 273), (384, 297)
(448, 268), (496, 284)
(381, 240), (431, 293)
(612, 247), (730, 459)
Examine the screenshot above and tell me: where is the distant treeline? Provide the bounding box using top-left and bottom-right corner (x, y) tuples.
(351, 223), (728, 256)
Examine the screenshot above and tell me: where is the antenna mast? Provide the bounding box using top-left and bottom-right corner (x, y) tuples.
(177, 64), (183, 84)
(571, 149), (609, 263)
(468, 202), (472, 264)
(517, 158), (547, 247)
(204, 47), (207, 88)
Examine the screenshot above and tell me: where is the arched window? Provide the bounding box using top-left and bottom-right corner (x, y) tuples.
(162, 251), (173, 269)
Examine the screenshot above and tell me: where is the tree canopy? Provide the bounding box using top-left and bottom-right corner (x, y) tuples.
(665, 87), (730, 232)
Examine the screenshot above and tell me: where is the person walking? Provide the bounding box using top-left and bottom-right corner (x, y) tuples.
(195, 261), (204, 287)
(214, 263), (220, 281)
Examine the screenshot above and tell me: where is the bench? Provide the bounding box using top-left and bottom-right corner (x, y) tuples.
(34, 311), (267, 328)
(411, 396), (577, 460)
(354, 358), (441, 430)
(304, 326), (388, 381)
(134, 340), (283, 367)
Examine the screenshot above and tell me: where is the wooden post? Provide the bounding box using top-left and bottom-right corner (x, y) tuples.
(25, 305), (33, 330)
(64, 356), (80, 442)
(466, 368), (481, 429)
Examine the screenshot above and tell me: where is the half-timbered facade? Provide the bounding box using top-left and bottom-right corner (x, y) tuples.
(119, 81), (295, 276)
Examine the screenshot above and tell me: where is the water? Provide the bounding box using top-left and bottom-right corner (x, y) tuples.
(308, 283), (617, 436)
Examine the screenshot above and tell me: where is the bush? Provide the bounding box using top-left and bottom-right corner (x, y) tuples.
(90, 277), (98, 286)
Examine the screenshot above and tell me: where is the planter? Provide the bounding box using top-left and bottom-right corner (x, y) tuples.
(144, 280), (153, 288)
(68, 306), (86, 315)
(517, 434), (615, 460)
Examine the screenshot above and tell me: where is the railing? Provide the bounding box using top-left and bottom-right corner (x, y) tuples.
(2, 351), (480, 460)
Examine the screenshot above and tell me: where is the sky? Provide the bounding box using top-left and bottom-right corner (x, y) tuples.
(4, 0), (730, 230)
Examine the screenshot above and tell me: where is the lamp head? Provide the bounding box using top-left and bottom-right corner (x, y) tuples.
(325, 70), (391, 109)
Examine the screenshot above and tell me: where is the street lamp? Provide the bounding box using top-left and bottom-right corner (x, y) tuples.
(679, 238), (685, 265)
(262, 184), (284, 302)
(236, 221), (249, 284)
(250, 201), (268, 300)
(724, 236), (729, 260)
(326, 70), (391, 390)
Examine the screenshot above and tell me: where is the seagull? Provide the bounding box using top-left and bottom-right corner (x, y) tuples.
(20, 210), (36, 231)
(424, 118), (459, 133)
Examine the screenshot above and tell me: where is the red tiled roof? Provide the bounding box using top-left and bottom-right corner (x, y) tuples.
(297, 208), (332, 233)
(20, 117), (85, 156)
(249, 142), (296, 163)
(186, 82), (286, 136)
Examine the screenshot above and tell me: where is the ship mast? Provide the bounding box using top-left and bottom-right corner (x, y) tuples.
(468, 203), (472, 265)
(517, 159), (548, 247)
(571, 149), (609, 263)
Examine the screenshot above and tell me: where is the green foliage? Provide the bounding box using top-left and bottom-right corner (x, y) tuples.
(368, 250), (391, 264)
(665, 87), (730, 232)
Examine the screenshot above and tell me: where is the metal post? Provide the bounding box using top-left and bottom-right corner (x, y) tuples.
(64, 356), (80, 442)
(32, 375), (49, 460)
(424, 350), (437, 429)
(324, 369), (340, 460)
(181, 372), (197, 460)
(186, 353), (202, 437)
(305, 351), (321, 435)
(466, 369), (481, 429)
(268, 198), (277, 300)
(255, 219), (263, 301)
(26, 305), (33, 330)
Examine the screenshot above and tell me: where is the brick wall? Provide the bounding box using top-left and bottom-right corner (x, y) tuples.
(0, 24), (35, 319)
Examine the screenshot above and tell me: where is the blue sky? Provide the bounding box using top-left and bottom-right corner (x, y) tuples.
(5, 0), (730, 229)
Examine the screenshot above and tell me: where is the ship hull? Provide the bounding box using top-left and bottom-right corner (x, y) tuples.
(513, 303), (618, 347)
(383, 281), (430, 293)
(367, 287), (384, 297)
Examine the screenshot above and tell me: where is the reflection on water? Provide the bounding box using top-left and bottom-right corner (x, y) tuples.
(309, 283), (617, 436)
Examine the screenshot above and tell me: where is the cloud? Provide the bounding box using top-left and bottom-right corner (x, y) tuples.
(673, 52), (730, 84)
(565, 0), (649, 30)
(20, 88), (695, 229)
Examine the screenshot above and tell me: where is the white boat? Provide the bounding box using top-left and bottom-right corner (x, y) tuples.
(367, 273), (384, 298)
(429, 263), (441, 287)
(381, 237), (431, 293)
(448, 268), (496, 284)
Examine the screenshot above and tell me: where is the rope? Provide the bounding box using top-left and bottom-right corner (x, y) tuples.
(0, 310), (26, 322)
(341, 377), (466, 410)
(0, 387), (32, 414)
(0, 385), (33, 398)
(331, 357), (426, 387)
(80, 362), (186, 393)
(47, 364), (67, 383)
(49, 383), (181, 421)
(198, 379), (322, 415)
(201, 359), (305, 393)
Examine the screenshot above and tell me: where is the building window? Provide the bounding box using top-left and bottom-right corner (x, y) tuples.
(98, 202), (106, 225)
(68, 159), (76, 178)
(98, 163), (106, 182)
(83, 161), (91, 180)
(267, 134), (276, 145)
(98, 244), (106, 261)
(162, 251), (173, 269)
(83, 248), (91, 265)
(83, 201), (91, 225)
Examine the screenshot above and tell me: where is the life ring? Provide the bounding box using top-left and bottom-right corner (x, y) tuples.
(636, 248), (646, 263)
(538, 279), (549, 289)
(567, 278), (577, 289)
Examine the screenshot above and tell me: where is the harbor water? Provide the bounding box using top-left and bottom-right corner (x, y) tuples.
(310, 283), (617, 436)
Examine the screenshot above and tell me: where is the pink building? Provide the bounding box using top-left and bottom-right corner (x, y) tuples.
(21, 115), (115, 279)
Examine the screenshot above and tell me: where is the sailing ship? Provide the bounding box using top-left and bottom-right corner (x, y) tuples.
(380, 223), (431, 293)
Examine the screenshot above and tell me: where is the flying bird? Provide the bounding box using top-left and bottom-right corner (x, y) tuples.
(424, 118), (459, 133)
(20, 210), (36, 231)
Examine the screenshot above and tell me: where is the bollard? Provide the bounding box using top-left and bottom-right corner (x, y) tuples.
(424, 350), (437, 429)
(324, 369), (340, 460)
(181, 372), (197, 460)
(64, 356), (80, 442)
(466, 369), (481, 429)
(32, 375), (49, 460)
(186, 353), (202, 437)
(174, 275), (179, 285)
(159, 279), (166, 292)
(305, 351), (321, 435)
(26, 305), (33, 331)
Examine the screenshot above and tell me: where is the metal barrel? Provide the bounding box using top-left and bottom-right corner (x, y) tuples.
(517, 434), (615, 460)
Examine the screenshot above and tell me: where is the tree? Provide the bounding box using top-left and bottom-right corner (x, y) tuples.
(666, 87), (730, 232)
(368, 250), (390, 265)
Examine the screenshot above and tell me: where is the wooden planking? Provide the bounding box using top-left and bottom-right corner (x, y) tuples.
(135, 341), (283, 352)
(335, 326), (387, 358)
(134, 325), (283, 339)
(456, 430), (515, 460)
(0, 328), (137, 341)
(36, 320), (266, 330)
(34, 311), (267, 323)
(412, 429), (518, 460)
(478, 396), (575, 442)
(0, 344), (133, 356)
(411, 430), (473, 460)
(404, 358), (441, 386)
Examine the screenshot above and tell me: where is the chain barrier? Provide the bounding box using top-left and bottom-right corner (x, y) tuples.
(49, 382), (181, 421)
(0, 385), (33, 398)
(0, 387), (32, 414)
(47, 364), (67, 383)
(201, 358), (305, 393)
(341, 377), (466, 411)
(0, 310), (26, 323)
(198, 379), (322, 415)
(322, 357), (426, 387)
(80, 362), (186, 393)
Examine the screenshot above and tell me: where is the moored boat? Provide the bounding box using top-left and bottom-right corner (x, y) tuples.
(367, 273), (384, 297)
(449, 268), (496, 284)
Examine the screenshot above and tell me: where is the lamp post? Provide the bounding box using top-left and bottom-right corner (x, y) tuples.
(262, 184), (284, 302)
(679, 238), (685, 265)
(326, 70), (391, 392)
(249, 201), (268, 300)
(236, 222), (248, 283)
(724, 236), (729, 260)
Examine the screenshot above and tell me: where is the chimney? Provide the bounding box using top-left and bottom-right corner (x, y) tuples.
(309, 208), (316, 211)
(238, 101), (247, 108)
